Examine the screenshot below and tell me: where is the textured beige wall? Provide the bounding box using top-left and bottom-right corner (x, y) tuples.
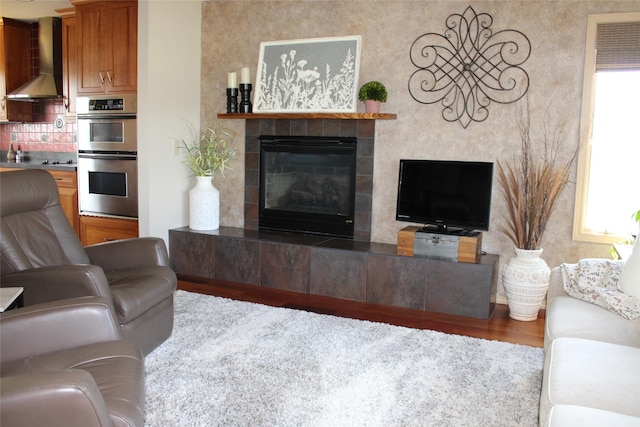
(201, 1), (639, 297)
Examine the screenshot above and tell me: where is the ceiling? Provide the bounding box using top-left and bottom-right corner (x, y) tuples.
(1, 0), (72, 22)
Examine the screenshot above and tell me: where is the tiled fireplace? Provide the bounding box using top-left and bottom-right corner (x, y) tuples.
(169, 115), (498, 319)
(244, 118), (375, 241)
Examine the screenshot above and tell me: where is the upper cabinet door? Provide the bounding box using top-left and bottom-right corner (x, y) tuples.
(75, 1), (137, 95)
(59, 10), (78, 120)
(107, 1), (137, 94)
(76, 3), (105, 94)
(0, 17), (33, 122)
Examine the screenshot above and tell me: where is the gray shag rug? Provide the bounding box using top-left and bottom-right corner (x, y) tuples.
(145, 290), (543, 426)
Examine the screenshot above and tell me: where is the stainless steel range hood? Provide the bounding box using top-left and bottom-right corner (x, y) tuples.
(7, 17), (62, 101)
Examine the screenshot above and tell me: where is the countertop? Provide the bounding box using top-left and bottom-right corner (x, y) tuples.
(0, 160), (77, 171)
(0, 151), (77, 171)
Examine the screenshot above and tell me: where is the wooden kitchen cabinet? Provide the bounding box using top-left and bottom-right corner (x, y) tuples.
(80, 215), (138, 246)
(48, 170), (80, 237)
(57, 8), (77, 121)
(0, 18), (33, 122)
(73, 0), (137, 95)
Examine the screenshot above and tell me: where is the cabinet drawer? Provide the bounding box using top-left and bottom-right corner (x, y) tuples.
(47, 170), (77, 188)
(80, 215), (138, 246)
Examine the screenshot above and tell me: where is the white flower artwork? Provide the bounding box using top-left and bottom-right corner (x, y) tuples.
(254, 36), (362, 113)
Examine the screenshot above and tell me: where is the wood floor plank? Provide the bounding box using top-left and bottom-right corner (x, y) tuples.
(177, 275), (544, 348)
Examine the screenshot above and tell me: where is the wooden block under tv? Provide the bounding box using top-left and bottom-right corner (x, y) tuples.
(396, 226), (420, 256)
(458, 233), (483, 263)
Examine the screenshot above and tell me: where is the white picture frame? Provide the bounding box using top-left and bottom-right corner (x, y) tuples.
(254, 35), (362, 113)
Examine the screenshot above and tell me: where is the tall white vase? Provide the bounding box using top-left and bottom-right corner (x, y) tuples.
(189, 176), (219, 230)
(502, 248), (551, 321)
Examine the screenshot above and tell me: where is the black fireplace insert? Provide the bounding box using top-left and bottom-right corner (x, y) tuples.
(259, 135), (357, 239)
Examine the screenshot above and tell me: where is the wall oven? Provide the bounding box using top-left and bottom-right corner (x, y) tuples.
(77, 94), (138, 218)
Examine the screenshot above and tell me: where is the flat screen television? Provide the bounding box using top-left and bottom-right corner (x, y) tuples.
(396, 159), (494, 234)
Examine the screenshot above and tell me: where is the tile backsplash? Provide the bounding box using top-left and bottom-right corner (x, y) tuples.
(0, 99), (77, 153)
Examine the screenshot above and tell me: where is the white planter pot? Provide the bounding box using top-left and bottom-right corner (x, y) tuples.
(189, 176), (219, 230)
(502, 248), (551, 321)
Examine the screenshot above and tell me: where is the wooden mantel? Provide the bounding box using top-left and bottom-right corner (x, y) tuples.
(217, 113), (396, 120)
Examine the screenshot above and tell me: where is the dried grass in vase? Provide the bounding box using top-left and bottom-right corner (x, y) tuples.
(497, 100), (581, 250)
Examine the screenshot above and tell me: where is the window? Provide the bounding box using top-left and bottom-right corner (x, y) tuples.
(573, 13), (640, 244)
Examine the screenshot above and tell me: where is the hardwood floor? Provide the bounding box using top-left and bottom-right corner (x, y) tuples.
(178, 274), (545, 348)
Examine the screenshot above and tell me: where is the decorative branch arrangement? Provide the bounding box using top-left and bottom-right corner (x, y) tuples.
(497, 98), (581, 250)
(409, 6), (531, 128)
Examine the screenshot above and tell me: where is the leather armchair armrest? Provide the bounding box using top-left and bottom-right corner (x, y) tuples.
(85, 237), (170, 271)
(0, 370), (112, 427)
(0, 296), (122, 364)
(0, 265), (112, 307)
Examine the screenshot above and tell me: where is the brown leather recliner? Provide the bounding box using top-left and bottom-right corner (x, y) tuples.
(0, 169), (177, 355)
(1, 297), (145, 427)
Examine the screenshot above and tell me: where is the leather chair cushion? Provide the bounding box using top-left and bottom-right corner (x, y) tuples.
(2, 340), (144, 427)
(1, 170), (89, 273)
(107, 265), (177, 323)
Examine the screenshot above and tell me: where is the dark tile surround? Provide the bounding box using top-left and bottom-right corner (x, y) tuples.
(244, 118), (375, 242)
(170, 226), (498, 319)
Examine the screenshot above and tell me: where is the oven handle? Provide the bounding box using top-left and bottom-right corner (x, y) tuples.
(76, 114), (136, 120)
(79, 152), (137, 161)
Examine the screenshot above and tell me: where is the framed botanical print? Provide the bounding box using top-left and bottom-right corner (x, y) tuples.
(254, 35), (362, 113)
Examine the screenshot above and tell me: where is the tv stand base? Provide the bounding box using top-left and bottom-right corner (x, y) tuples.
(397, 226), (482, 263)
(169, 226), (497, 319)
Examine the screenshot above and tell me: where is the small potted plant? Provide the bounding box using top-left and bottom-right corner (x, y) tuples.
(358, 81), (388, 113)
(175, 125), (237, 231)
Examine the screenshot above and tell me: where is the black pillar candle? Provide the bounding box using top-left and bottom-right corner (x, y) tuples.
(239, 83), (253, 113)
(226, 88), (239, 113)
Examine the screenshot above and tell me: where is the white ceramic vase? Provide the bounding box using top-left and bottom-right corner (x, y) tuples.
(189, 176), (219, 230)
(502, 248), (551, 321)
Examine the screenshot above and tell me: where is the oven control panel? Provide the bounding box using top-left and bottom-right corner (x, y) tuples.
(76, 94), (137, 116)
(89, 98), (124, 111)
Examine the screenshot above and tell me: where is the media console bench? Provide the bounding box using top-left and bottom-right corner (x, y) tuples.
(169, 226), (498, 319)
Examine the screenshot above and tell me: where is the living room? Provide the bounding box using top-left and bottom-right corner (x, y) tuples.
(2, 1), (640, 425)
(144, 0), (636, 302)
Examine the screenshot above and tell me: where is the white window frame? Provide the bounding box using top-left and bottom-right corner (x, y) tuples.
(573, 12), (640, 244)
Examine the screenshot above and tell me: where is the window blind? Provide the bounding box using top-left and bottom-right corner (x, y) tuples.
(596, 21), (640, 71)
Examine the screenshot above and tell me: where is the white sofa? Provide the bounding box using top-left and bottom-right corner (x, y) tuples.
(539, 266), (640, 426)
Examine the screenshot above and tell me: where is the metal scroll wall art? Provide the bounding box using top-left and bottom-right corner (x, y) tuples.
(409, 6), (531, 128)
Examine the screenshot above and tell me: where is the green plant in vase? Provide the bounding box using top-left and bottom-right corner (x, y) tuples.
(358, 81), (388, 113)
(175, 125), (237, 231)
(178, 126), (236, 177)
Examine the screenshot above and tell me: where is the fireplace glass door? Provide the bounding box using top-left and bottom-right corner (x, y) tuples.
(259, 136), (357, 239)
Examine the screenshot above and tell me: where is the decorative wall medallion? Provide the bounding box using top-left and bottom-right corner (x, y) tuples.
(409, 6), (531, 128)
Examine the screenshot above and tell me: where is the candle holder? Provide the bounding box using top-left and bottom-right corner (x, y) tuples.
(226, 88), (239, 113)
(239, 83), (253, 113)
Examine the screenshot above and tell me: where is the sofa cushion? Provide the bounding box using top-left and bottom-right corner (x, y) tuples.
(620, 237), (640, 298)
(547, 405), (640, 427)
(545, 294), (640, 348)
(540, 337), (640, 426)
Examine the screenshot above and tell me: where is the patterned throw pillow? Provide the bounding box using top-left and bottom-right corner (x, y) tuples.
(620, 237), (640, 298)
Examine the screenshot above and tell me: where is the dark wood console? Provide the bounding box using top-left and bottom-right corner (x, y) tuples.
(169, 227), (498, 319)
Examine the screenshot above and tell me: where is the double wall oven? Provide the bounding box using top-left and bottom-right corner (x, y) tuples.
(77, 94), (138, 218)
